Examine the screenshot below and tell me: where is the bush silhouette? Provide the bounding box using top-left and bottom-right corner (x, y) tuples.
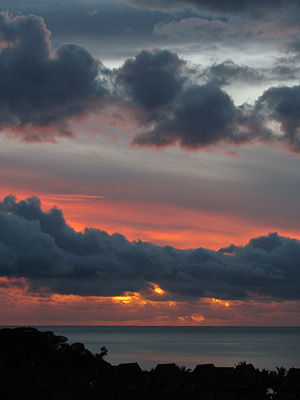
(0, 327), (293, 400)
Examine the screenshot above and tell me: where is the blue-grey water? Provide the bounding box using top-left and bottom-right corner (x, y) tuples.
(15, 326), (300, 371)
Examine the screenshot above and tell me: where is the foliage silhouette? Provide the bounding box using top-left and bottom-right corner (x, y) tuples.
(0, 327), (296, 400)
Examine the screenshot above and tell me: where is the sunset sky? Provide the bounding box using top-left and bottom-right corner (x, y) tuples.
(0, 0), (300, 325)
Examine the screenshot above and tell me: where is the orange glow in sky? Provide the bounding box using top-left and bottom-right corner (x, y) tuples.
(0, 186), (299, 252)
(208, 298), (230, 307)
(0, 276), (299, 326)
(150, 283), (165, 295)
(1, 0), (300, 331)
(112, 292), (147, 305)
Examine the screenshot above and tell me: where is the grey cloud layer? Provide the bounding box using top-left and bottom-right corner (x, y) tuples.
(0, 12), (107, 139)
(117, 49), (186, 111)
(131, 83), (269, 148)
(0, 11), (300, 151)
(204, 61), (266, 86)
(115, 48), (299, 150)
(256, 86), (300, 151)
(0, 195), (300, 301)
(127, 0), (297, 17)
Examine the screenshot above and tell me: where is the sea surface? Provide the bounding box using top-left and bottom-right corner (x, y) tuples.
(11, 326), (300, 371)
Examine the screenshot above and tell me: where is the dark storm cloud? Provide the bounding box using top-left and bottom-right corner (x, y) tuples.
(114, 49), (300, 152)
(116, 49), (186, 111)
(1, 195), (300, 301)
(113, 49), (271, 150)
(0, 11), (298, 152)
(256, 85), (300, 151)
(0, 12), (107, 140)
(131, 83), (268, 149)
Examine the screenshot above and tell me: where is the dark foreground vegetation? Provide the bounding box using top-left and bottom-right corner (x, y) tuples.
(0, 327), (298, 400)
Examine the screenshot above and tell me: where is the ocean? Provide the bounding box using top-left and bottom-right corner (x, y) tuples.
(19, 326), (300, 371)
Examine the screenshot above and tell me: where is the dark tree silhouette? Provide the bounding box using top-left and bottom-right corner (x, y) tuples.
(269, 367), (287, 399)
(99, 346), (108, 359)
(0, 327), (110, 399)
(0, 327), (294, 400)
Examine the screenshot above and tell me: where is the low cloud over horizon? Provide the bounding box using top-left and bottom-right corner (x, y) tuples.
(1, 11), (300, 152)
(0, 195), (299, 303)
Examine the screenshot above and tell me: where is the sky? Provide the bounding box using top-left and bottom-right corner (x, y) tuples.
(0, 0), (300, 326)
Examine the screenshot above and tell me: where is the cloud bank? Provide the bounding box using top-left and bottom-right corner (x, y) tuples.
(0, 12), (107, 140)
(0, 195), (299, 302)
(0, 11), (300, 151)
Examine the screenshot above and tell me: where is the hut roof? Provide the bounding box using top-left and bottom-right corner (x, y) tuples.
(155, 363), (179, 377)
